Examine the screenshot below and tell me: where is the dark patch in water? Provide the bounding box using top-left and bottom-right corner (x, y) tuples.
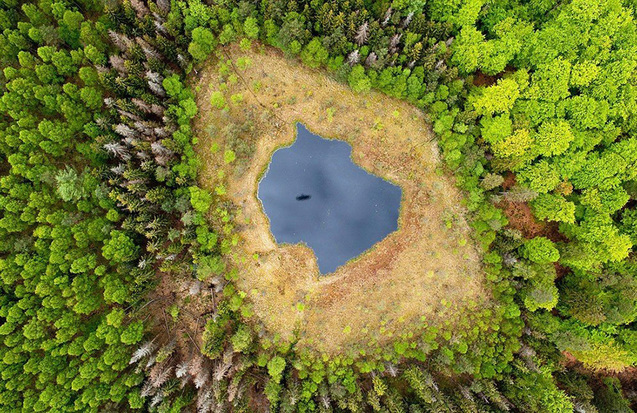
(258, 124), (402, 274)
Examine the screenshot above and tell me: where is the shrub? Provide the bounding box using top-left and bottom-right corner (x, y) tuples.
(522, 237), (560, 264)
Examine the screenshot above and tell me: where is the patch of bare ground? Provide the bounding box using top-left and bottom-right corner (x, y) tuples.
(142, 269), (219, 358)
(192, 43), (491, 354)
(498, 173), (567, 241)
(497, 173), (545, 238)
(473, 71), (499, 87)
(497, 173), (571, 279)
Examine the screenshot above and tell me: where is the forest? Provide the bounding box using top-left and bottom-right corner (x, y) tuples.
(0, 0), (635, 412)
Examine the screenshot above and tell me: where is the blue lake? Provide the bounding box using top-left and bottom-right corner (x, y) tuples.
(257, 124), (402, 274)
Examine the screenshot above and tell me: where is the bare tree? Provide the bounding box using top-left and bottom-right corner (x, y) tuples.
(152, 11), (165, 24)
(109, 55), (128, 74)
(460, 385), (474, 402)
(151, 141), (173, 157)
(194, 370), (209, 389)
(403, 12), (414, 28)
(117, 109), (142, 123)
(151, 104), (165, 116)
(108, 30), (132, 52)
(502, 252), (518, 267)
(103, 142), (131, 160)
(389, 33), (402, 51)
(320, 394), (331, 409)
(134, 120), (156, 136)
(518, 343), (536, 359)
(355, 22), (369, 46)
(150, 392), (164, 408)
(424, 372), (438, 391)
(154, 126), (169, 138)
(115, 124), (138, 139)
(347, 49), (360, 66)
(213, 350), (234, 382)
(137, 37), (160, 60)
(129, 0), (150, 17)
(141, 381), (156, 398)
(382, 7), (393, 26)
(130, 340), (156, 364)
(156, 0), (170, 14)
(137, 256), (149, 269)
(150, 365), (173, 388)
(95, 65), (109, 76)
(154, 20), (169, 35)
(196, 386), (213, 413)
(95, 117), (110, 130)
(148, 80), (166, 97)
(190, 356), (209, 389)
(111, 164), (126, 176)
(385, 363), (399, 377)
(365, 52), (378, 67)
(176, 361), (190, 378)
(188, 280), (203, 295)
(146, 70), (163, 84)
(145, 354), (157, 369)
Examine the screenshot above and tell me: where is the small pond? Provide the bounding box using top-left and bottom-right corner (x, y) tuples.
(258, 124), (402, 274)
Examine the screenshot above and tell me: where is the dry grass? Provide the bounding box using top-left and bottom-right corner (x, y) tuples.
(193, 44), (491, 354)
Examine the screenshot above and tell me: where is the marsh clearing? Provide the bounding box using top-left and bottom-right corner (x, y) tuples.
(193, 44), (490, 354)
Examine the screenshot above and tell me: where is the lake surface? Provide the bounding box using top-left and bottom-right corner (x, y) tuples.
(258, 124), (402, 274)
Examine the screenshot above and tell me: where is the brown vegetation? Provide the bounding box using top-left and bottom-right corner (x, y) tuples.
(497, 173), (568, 243)
(193, 44), (491, 354)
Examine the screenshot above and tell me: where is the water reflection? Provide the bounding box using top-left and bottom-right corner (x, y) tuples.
(258, 124), (402, 274)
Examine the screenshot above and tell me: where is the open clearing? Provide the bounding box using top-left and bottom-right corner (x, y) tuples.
(193, 44), (490, 354)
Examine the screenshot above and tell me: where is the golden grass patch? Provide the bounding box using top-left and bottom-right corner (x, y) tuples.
(193, 44), (490, 354)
